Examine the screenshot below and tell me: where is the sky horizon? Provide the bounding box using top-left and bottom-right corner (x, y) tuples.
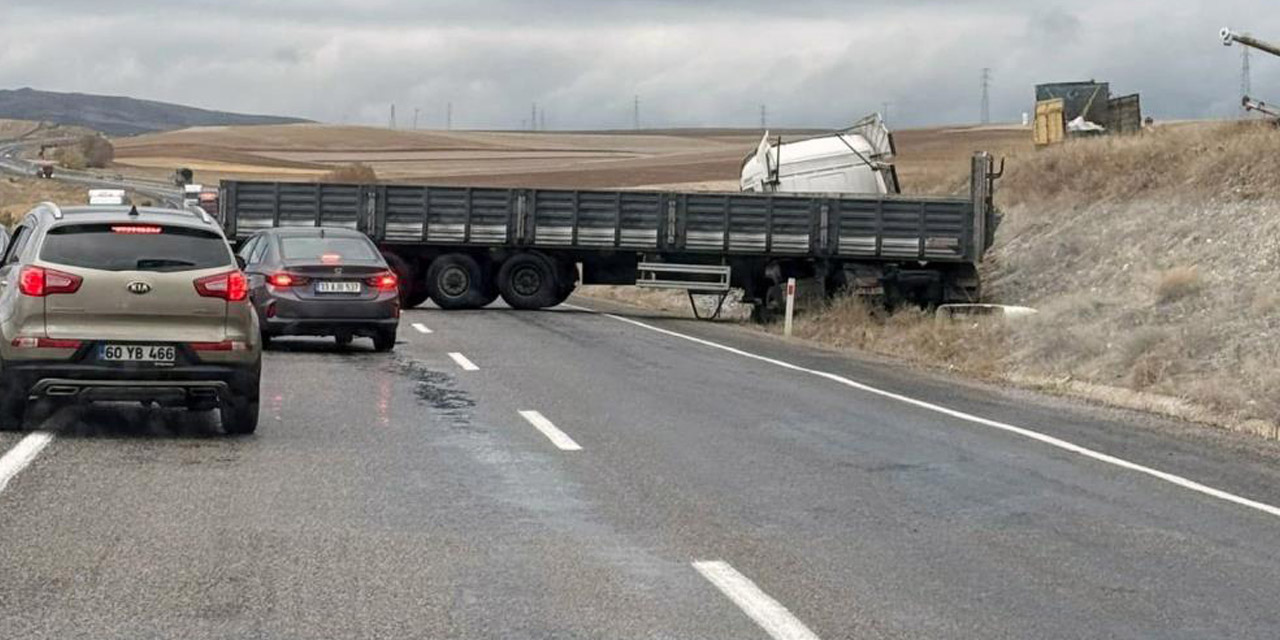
(0, 1), (1273, 131)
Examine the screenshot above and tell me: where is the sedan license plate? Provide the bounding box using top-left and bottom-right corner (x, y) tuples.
(100, 344), (176, 363)
(315, 281), (362, 294)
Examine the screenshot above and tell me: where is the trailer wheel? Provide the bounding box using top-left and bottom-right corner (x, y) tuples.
(497, 253), (558, 310)
(426, 254), (487, 310)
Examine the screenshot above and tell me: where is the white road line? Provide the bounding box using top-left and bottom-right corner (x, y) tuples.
(0, 432), (54, 494)
(518, 410), (582, 451)
(412, 322), (432, 334)
(448, 352), (479, 371)
(693, 560), (821, 640)
(562, 304), (1280, 521)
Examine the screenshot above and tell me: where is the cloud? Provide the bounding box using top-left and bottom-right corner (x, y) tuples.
(0, 0), (1275, 129)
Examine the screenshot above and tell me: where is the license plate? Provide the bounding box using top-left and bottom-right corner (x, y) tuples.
(315, 281), (362, 294)
(100, 344), (176, 363)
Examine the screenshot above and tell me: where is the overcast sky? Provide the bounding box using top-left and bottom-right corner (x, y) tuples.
(0, 0), (1273, 130)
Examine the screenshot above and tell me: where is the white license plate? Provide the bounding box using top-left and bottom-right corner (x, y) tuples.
(315, 281), (362, 294)
(100, 344), (176, 363)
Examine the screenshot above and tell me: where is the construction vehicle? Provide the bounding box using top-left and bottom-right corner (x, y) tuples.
(1223, 28), (1280, 122)
(34, 164), (53, 179)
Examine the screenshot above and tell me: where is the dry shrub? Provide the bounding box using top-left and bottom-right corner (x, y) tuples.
(79, 135), (114, 168)
(1154, 266), (1201, 304)
(55, 146), (86, 170)
(788, 295), (1010, 378)
(321, 163), (377, 183)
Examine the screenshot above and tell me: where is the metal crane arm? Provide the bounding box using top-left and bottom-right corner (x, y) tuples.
(1222, 27), (1280, 58)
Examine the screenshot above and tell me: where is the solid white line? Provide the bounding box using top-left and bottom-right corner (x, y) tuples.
(693, 560), (821, 640)
(448, 352), (479, 371)
(0, 432), (54, 494)
(518, 410), (582, 451)
(412, 322), (432, 334)
(563, 304), (1280, 521)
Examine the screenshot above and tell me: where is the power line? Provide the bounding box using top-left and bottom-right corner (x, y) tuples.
(531, 102), (538, 132)
(980, 68), (991, 125)
(881, 101), (891, 124)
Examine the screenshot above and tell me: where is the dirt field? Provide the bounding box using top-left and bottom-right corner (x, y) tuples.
(109, 122), (1029, 191)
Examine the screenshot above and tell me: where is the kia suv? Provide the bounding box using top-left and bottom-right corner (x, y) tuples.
(0, 202), (261, 434)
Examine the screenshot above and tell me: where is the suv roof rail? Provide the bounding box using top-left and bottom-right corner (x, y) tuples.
(33, 201), (63, 220)
(184, 204), (213, 225)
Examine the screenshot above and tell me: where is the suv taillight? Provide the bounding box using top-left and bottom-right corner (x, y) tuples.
(19, 266), (82, 297)
(194, 271), (248, 302)
(366, 271), (398, 292)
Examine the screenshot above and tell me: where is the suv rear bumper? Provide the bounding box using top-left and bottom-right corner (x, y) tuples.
(3, 361), (259, 405)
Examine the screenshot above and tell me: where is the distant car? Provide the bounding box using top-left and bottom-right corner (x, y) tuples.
(238, 227), (399, 350)
(0, 202), (261, 434)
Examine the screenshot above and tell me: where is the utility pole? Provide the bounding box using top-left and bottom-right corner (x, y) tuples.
(412, 108), (420, 130)
(760, 104), (767, 130)
(980, 68), (991, 125)
(389, 104), (396, 129)
(446, 102), (453, 130)
(881, 101), (891, 123)
(1242, 38), (1252, 115)
(633, 95), (640, 130)
(531, 103), (538, 131)
(539, 109), (546, 132)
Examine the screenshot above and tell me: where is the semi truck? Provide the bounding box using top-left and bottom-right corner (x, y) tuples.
(217, 152), (1000, 321)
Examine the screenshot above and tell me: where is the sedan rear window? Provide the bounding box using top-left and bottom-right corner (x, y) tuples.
(41, 224), (232, 272)
(280, 236), (378, 261)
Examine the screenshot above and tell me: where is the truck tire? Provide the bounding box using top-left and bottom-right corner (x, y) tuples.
(497, 253), (558, 310)
(426, 254), (488, 309)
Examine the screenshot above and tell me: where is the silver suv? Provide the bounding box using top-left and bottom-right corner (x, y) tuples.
(0, 202), (262, 434)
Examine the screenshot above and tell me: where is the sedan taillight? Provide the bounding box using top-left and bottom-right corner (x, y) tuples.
(267, 272), (309, 288)
(18, 266), (82, 297)
(194, 271), (248, 302)
(366, 271), (398, 292)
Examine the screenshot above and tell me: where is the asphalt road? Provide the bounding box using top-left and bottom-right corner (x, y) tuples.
(1, 299), (1279, 639)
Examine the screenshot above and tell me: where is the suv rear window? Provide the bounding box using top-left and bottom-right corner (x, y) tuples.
(41, 224), (232, 272)
(280, 236), (378, 261)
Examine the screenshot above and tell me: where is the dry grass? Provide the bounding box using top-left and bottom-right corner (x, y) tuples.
(985, 120), (1280, 433)
(1153, 266), (1202, 304)
(321, 162), (378, 183)
(0, 176), (92, 223)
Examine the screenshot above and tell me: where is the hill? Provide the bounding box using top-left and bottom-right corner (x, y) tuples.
(0, 87), (309, 136)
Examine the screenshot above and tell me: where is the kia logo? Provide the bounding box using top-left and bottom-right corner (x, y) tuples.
(126, 281), (152, 295)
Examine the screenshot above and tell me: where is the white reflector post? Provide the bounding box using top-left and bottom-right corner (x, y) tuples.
(784, 277), (796, 337)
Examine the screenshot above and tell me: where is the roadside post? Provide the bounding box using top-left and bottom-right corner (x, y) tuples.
(784, 277), (796, 336)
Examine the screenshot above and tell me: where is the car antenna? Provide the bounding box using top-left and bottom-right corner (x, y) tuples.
(128, 205), (139, 216)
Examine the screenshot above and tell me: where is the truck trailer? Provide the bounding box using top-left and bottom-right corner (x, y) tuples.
(218, 152), (1000, 320)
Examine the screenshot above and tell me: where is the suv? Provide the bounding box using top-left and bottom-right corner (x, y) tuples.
(0, 202), (261, 434)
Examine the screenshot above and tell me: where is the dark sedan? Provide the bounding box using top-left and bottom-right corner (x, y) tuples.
(237, 227), (399, 351)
